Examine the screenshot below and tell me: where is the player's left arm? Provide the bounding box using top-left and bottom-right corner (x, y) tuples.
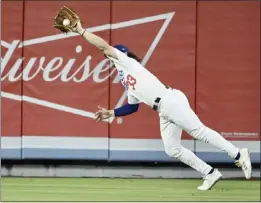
(113, 94), (140, 117)
(94, 94), (140, 122)
(114, 103), (140, 117)
(94, 103), (139, 122)
(75, 21), (118, 59)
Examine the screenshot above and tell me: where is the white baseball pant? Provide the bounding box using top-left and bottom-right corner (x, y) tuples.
(158, 88), (239, 176)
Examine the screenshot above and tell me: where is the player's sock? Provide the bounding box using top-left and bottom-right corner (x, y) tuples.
(208, 168), (214, 175)
(190, 126), (239, 159)
(234, 152), (241, 160)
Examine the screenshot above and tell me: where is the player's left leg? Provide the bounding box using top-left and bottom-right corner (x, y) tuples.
(159, 116), (222, 190)
(160, 89), (252, 180)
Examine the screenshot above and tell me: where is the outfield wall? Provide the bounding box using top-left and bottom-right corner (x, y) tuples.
(1, 1), (260, 163)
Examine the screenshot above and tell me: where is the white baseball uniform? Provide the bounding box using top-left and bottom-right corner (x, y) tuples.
(107, 48), (239, 176)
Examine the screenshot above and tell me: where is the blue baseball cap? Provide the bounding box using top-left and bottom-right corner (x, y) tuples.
(113, 44), (129, 53)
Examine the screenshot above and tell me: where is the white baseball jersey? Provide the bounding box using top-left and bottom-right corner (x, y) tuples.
(107, 48), (167, 107)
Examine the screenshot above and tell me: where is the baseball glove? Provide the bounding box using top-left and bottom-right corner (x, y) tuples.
(53, 6), (80, 33)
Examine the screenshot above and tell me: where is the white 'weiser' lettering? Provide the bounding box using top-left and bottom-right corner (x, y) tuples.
(60, 58), (77, 82)
(23, 57), (40, 81)
(93, 58), (117, 83)
(1, 40), (119, 83)
(43, 57), (63, 82)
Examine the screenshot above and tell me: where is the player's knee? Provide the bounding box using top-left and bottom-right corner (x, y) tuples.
(165, 145), (182, 158)
(190, 125), (206, 141)
(190, 125), (212, 144)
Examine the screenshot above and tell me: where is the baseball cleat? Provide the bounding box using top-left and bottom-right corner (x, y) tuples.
(235, 148), (252, 179)
(197, 169), (223, 191)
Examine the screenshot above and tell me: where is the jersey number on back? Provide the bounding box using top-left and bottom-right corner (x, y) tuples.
(126, 74), (136, 90)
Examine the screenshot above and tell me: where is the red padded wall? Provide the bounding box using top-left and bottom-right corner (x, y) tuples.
(196, 1), (260, 140)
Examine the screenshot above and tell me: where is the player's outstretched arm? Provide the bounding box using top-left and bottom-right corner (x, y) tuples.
(94, 104), (139, 122)
(75, 21), (118, 59)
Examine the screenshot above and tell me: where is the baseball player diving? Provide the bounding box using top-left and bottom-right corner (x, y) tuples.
(53, 7), (252, 191)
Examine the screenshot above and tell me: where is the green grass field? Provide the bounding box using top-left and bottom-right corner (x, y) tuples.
(1, 177), (260, 201)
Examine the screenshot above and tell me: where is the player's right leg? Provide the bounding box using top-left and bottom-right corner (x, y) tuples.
(159, 116), (222, 190)
(160, 89), (252, 180)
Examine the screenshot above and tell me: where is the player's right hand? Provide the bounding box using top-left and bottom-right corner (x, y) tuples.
(75, 21), (84, 34)
(94, 106), (114, 122)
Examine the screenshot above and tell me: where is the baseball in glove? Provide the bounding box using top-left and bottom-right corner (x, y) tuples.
(53, 6), (80, 33)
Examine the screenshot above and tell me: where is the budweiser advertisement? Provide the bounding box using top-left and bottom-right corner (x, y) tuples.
(1, 1), (260, 162)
